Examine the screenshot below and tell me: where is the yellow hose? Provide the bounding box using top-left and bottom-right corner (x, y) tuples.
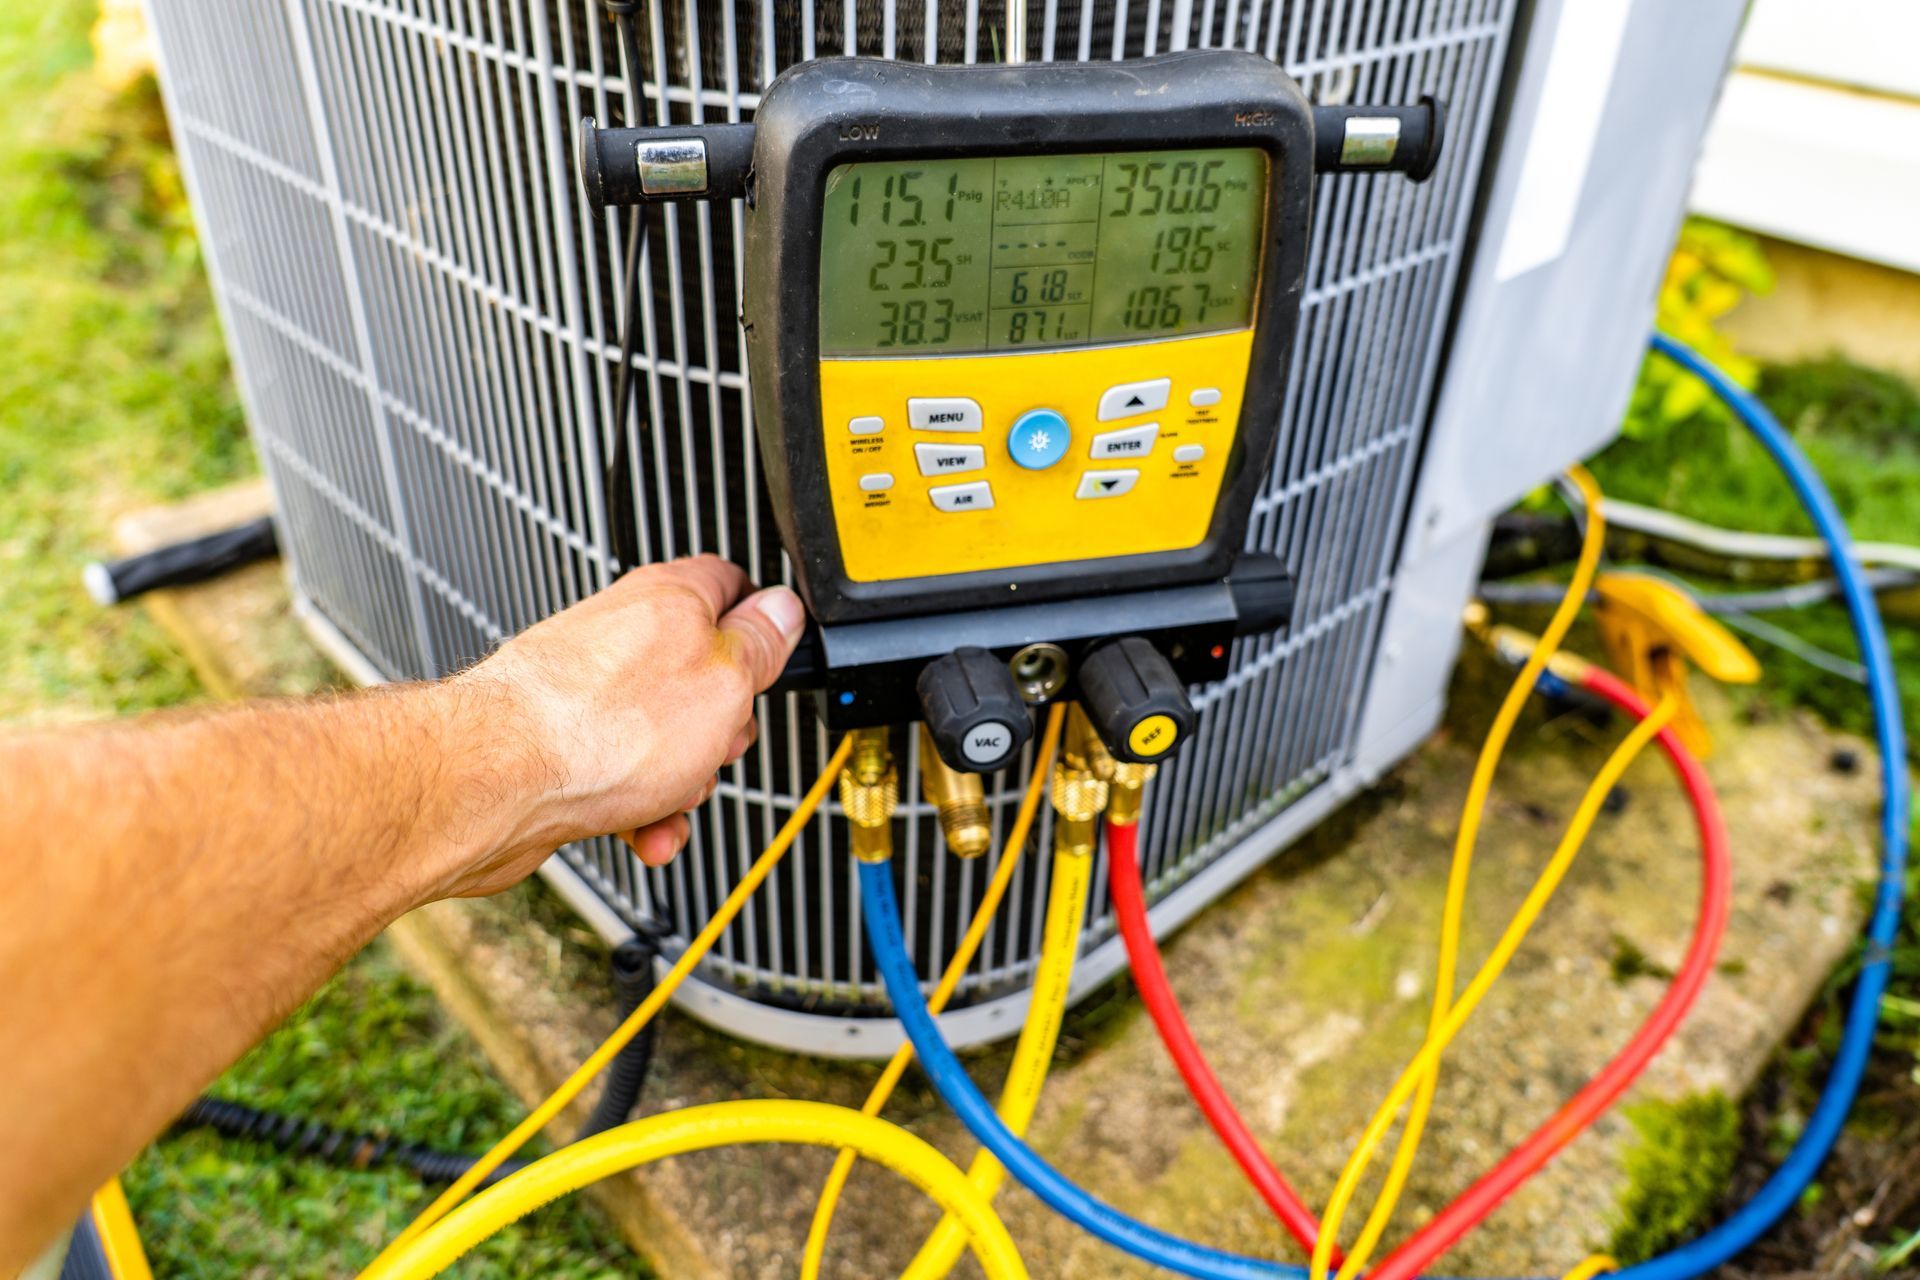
(1562, 1254), (1620, 1280)
(1319, 466), (1610, 1280)
(370, 735), (854, 1269)
(899, 837), (1096, 1279)
(799, 706), (1065, 1279)
(359, 1101), (1029, 1280)
(1313, 689), (1678, 1277)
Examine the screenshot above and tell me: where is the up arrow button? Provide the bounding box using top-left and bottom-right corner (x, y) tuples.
(1098, 377), (1171, 421)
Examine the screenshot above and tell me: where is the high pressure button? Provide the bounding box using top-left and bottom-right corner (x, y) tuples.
(1076, 637), (1198, 764)
(1008, 409), (1072, 470)
(917, 647), (1033, 773)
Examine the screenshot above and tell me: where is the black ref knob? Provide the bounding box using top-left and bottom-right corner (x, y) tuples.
(1076, 637), (1197, 764)
(917, 647), (1033, 774)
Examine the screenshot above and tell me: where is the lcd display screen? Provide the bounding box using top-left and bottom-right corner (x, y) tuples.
(818, 147), (1266, 357)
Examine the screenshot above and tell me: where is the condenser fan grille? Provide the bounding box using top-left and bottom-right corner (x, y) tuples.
(145, 0), (1517, 1049)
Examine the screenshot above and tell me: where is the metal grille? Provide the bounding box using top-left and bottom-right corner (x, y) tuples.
(146, 0), (1517, 1045)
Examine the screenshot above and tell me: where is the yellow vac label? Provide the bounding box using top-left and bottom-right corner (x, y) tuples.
(818, 328), (1256, 582)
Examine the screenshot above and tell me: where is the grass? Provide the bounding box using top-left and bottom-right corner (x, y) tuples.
(0, 7), (249, 723)
(1606, 1093), (1742, 1265)
(1588, 354), (1920, 757)
(120, 942), (637, 1279)
(0, 3), (637, 1272)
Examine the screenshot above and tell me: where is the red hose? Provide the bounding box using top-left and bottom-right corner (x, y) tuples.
(1107, 819), (1333, 1260)
(1366, 666), (1732, 1280)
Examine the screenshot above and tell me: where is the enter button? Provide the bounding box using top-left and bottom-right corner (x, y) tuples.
(1089, 423), (1159, 460)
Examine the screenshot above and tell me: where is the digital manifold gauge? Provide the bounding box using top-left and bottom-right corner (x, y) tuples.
(582, 50), (1440, 773)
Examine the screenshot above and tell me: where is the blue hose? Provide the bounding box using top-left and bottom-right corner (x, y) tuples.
(860, 332), (1908, 1280)
(859, 858), (1290, 1279)
(1615, 336), (1910, 1279)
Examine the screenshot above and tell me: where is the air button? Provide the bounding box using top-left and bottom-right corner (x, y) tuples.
(929, 481), (994, 512)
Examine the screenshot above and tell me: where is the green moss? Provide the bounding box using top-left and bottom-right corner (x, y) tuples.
(1606, 1093), (1741, 1265)
(1609, 934), (1676, 986)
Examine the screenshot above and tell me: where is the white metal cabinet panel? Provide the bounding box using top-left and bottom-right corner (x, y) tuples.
(1398, 0), (1746, 564)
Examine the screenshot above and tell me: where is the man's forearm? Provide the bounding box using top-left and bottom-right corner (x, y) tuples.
(0, 679), (536, 1268)
(0, 555), (802, 1269)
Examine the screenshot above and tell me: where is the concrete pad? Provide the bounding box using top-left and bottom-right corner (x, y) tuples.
(120, 481), (1885, 1279)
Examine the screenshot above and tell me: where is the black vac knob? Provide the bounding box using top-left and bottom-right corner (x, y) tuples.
(917, 647), (1033, 773)
(1076, 637), (1197, 764)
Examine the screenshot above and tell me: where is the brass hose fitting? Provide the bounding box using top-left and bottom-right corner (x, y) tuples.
(1062, 703), (1116, 781)
(1464, 601), (1594, 685)
(1051, 708), (1111, 860)
(839, 727), (898, 863)
(918, 725), (992, 858)
(1108, 760), (1158, 827)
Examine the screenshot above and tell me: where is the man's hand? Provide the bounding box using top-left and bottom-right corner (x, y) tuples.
(437, 555), (806, 898)
(0, 554), (804, 1269)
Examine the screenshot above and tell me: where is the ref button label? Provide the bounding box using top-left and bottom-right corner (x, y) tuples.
(1128, 714), (1179, 758)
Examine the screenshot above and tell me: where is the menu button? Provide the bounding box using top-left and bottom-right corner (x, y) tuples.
(909, 397), (984, 432)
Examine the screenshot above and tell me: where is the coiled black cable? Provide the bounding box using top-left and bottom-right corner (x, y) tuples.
(577, 933), (662, 1139)
(174, 1097), (528, 1188)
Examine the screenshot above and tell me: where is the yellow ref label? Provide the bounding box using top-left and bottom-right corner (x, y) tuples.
(1128, 714), (1180, 758)
(819, 329), (1255, 582)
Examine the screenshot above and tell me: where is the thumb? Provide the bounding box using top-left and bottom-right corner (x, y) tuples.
(719, 584), (806, 692)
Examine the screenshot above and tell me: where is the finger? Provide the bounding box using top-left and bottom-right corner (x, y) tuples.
(643, 554), (754, 622)
(621, 814), (692, 867)
(725, 717), (759, 764)
(719, 585), (806, 693)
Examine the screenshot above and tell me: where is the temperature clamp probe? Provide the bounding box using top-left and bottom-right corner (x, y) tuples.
(582, 51), (1441, 773)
